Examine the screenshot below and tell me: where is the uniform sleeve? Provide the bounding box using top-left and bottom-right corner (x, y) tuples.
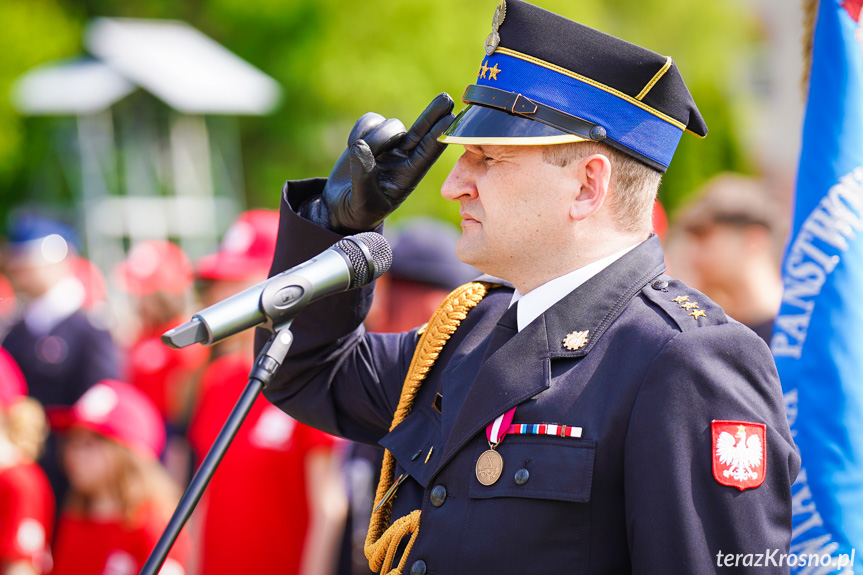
(257, 180), (420, 445)
(624, 322), (800, 574)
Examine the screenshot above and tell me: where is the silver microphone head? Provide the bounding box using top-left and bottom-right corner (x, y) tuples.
(337, 232), (393, 288)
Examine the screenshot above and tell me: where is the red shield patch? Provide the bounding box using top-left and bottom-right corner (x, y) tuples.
(711, 420), (766, 491)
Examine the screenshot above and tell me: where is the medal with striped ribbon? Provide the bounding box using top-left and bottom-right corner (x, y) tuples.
(476, 406), (517, 485)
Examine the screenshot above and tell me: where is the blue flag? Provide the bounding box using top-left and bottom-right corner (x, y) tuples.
(771, 0), (863, 571)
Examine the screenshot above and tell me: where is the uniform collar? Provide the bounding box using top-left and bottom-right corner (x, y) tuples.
(436, 235), (667, 473)
(509, 243), (639, 332)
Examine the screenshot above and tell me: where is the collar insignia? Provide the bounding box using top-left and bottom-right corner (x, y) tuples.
(671, 295), (689, 303)
(485, 0), (507, 55)
(563, 330), (589, 351)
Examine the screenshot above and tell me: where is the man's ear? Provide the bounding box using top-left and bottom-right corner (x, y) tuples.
(570, 154), (611, 221)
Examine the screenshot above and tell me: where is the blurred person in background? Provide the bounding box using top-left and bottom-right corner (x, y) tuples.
(668, 174), (787, 343)
(0, 273), (17, 339)
(365, 217), (481, 333)
(339, 217), (479, 575)
(187, 210), (347, 575)
(49, 379), (189, 575)
(112, 240), (209, 482)
(1, 214), (119, 510)
(0, 348), (54, 575)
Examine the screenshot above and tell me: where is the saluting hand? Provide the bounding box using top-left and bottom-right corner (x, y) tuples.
(321, 93), (456, 233)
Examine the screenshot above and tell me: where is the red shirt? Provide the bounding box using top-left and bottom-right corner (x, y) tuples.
(126, 320), (208, 420)
(188, 354), (339, 575)
(51, 502), (189, 575)
(0, 461), (54, 573)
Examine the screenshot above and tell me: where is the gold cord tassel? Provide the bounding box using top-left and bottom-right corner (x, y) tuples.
(364, 282), (491, 574)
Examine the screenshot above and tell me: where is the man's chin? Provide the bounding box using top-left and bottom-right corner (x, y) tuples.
(455, 239), (489, 273)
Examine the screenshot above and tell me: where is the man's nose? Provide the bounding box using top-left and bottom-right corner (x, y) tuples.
(441, 153), (478, 201)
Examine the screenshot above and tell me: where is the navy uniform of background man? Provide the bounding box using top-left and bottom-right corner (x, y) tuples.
(259, 1), (800, 573)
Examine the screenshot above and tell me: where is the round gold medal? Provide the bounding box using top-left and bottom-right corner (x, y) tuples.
(475, 449), (504, 485)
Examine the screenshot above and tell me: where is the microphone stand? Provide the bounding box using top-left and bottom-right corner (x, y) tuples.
(140, 324), (294, 575)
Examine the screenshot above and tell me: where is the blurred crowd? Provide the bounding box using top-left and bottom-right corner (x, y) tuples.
(0, 172), (788, 575)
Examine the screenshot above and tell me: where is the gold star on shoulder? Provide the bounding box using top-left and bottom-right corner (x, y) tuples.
(680, 302), (699, 310)
(671, 295), (689, 303)
(488, 63), (501, 80)
(478, 61), (490, 79)
(689, 309), (707, 320)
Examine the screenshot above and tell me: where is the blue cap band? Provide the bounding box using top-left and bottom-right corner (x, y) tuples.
(474, 49), (685, 169)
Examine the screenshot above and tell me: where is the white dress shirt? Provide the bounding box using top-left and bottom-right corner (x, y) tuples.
(510, 244), (639, 332)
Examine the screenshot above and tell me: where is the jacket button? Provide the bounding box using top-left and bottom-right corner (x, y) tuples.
(514, 468), (530, 485)
(410, 559), (427, 575)
(429, 485), (447, 507)
(652, 279), (669, 290)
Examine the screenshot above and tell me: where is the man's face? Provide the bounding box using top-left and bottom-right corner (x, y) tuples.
(441, 144), (574, 279)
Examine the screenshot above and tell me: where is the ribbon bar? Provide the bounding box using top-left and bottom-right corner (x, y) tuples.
(508, 423), (583, 439)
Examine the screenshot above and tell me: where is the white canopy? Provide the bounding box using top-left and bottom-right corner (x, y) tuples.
(86, 18), (281, 115)
(11, 59), (135, 115)
(11, 17), (282, 116)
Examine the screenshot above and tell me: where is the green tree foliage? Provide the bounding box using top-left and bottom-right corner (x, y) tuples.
(2, 0), (759, 229)
(0, 0), (82, 223)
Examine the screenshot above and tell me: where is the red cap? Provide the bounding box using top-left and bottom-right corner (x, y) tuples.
(196, 210), (279, 281)
(72, 256), (108, 309)
(49, 379), (165, 460)
(113, 240), (194, 296)
(0, 273), (16, 318)
(0, 348), (27, 408)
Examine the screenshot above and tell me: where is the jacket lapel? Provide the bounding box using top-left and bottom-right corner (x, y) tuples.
(434, 235), (667, 475)
(437, 313), (551, 472)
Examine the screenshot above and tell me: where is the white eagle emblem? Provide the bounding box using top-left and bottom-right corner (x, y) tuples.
(715, 426), (763, 482)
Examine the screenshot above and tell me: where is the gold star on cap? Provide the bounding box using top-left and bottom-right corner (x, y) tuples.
(680, 302), (699, 310)
(563, 330), (589, 351)
(485, 0), (507, 55)
(488, 63), (501, 80)
(478, 61), (490, 79)
(689, 309), (707, 320)
(672, 295), (690, 304)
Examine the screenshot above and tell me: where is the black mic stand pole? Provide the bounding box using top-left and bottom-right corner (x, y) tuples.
(140, 324), (294, 575)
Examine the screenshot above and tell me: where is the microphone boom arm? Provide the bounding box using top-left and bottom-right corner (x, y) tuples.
(141, 324), (296, 575)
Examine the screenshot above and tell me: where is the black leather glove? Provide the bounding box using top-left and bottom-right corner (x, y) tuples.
(304, 93), (455, 233)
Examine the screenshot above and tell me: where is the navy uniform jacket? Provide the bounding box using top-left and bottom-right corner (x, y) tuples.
(260, 179), (800, 574)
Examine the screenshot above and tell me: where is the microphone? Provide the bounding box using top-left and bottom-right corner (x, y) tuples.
(161, 232), (392, 348)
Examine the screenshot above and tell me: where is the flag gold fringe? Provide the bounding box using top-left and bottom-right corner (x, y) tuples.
(802, 0), (819, 97)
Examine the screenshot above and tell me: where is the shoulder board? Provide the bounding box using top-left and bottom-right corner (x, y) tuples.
(641, 274), (729, 332)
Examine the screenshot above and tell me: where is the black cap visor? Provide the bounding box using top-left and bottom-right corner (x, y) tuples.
(439, 104), (588, 146)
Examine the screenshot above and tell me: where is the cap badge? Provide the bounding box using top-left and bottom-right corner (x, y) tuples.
(712, 420), (766, 491)
(563, 330), (589, 351)
(485, 0), (507, 55)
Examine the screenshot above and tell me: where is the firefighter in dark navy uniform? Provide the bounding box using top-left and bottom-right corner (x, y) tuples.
(258, 1), (800, 573)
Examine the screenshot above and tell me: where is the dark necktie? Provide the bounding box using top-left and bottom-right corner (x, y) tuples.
(483, 301), (519, 361)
